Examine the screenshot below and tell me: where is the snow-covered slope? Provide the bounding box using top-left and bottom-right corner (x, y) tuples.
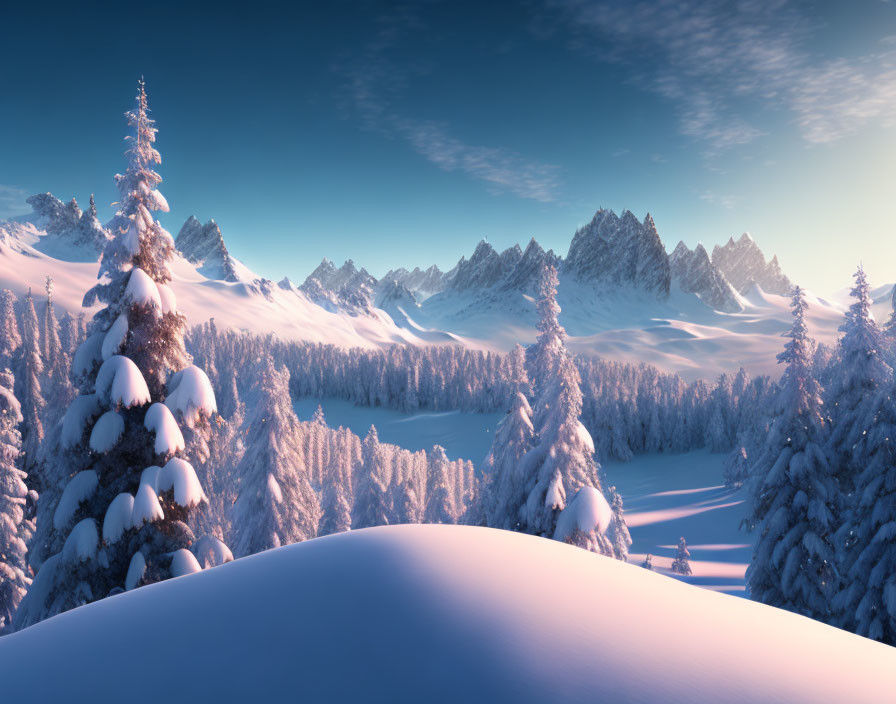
(0, 222), (438, 349)
(1, 526), (892, 703)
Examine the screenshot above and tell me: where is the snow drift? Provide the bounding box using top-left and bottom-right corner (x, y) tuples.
(1, 525), (893, 703)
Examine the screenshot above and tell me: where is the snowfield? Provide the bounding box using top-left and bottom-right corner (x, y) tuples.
(1, 525), (893, 703)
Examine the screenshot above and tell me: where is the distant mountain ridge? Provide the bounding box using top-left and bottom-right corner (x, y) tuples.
(299, 209), (790, 321)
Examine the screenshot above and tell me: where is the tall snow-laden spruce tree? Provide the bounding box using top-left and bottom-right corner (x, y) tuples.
(532, 264), (564, 395)
(352, 426), (391, 529)
(13, 80), (222, 630)
(827, 266), (890, 489)
(746, 286), (837, 621)
(18, 289), (44, 475)
(832, 367), (896, 642)
(0, 290), (22, 369)
(41, 276), (76, 429)
(425, 444), (456, 525)
(0, 368), (30, 632)
(510, 264), (625, 557)
(484, 391), (534, 530)
(232, 361), (319, 557)
(825, 267), (891, 635)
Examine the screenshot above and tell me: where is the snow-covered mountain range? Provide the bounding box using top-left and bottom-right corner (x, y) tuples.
(1, 193), (889, 379)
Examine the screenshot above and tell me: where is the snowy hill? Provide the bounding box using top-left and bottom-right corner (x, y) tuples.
(1, 526), (893, 703)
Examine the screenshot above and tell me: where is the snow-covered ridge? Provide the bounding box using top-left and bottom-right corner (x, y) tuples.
(1, 526), (892, 703)
(15, 193), (110, 262)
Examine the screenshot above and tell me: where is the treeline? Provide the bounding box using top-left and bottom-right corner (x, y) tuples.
(186, 322), (775, 463)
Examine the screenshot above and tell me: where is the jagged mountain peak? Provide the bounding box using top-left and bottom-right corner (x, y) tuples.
(711, 233), (791, 296)
(300, 256), (377, 316)
(565, 207), (670, 296)
(176, 216), (239, 282)
(21, 192), (111, 262)
(670, 241), (743, 313)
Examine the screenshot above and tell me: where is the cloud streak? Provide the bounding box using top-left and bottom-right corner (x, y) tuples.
(337, 9), (562, 203)
(547, 0), (896, 149)
(0, 185), (30, 220)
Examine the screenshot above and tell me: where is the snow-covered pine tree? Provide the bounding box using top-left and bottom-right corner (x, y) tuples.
(504, 264), (625, 557)
(393, 458), (425, 525)
(508, 343), (532, 399)
(13, 80), (222, 629)
(424, 444), (456, 524)
(745, 286), (837, 622)
(41, 276), (76, 428)
(671, 537), (692, 576)
(17, 289), (44, 475)
(42, 276), (62, 375)
(606, 486), (632, 561)
(521, 353), (609, 546)
(831, 369), (896, 642)
(723, 445), (750, 489)
(0, 290), (22, 369)
(191, 378), (245, 545)
(352, 426), (391, 529)
(319, 479), (352, 537)
(532, 264), (564, 395)
(484, 391), (534, 530)
(0, 368), (30, 632)
(827, 266), (890, 490)
(232, 362), (319, 557)
(641, 554), (653, 570)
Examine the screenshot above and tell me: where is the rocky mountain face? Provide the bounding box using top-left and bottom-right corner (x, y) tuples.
(564, 210), (671, 297)
(447, 241), (521, 291)
(176, 216), (240, 282)
(300, 259), (377, 315)
(380, 265), (447, 300)
(711, 233), (791, 296)
(669, 241), (743, 313)
(25, 192), (110, 260)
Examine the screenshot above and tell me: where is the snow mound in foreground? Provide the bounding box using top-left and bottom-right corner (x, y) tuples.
(1, 525), (893, 703)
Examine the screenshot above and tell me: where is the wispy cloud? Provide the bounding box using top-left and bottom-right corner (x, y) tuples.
(398, 121), (561, 202)
(336, 9), (562, 202)
(0, 185), (30, 220)
(547, 0), (896, 149)
(698, 189), (738, 210)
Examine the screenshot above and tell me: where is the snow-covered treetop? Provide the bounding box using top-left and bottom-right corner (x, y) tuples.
(95, 79), (175, 290)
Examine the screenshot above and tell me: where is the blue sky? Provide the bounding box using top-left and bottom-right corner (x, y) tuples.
(2, 0), (895, 294)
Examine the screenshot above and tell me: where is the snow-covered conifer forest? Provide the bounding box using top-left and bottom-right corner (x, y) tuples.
(1, 80), (895, 700)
